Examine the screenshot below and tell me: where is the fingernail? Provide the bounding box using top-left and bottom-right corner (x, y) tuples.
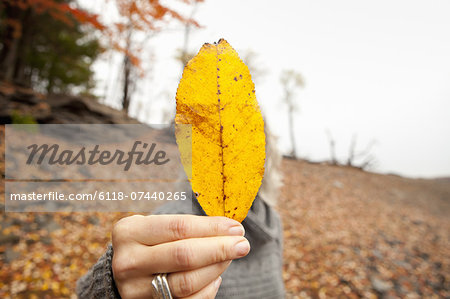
(228, 225), (245, 236)
(234, 239), (250, 257)
(214, 276), (222, 289)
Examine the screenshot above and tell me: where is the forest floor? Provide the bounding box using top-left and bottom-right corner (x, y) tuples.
(1, 148), (448, 298)
(0, 84), (449, 298)
(280, 159), (449, 298)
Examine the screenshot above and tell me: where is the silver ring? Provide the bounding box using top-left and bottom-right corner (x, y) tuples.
(151, 273), (173, 299)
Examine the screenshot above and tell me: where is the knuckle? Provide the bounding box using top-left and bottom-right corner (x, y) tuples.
(210, 221), (221, 235)
(173, 245), (193, 268)
(214, 241), (229, 262)
(177, 273), (195, 296)
(112, 220), (125, 237)
(112, 218), (130, 242)
(169, 217), (191, 240)
(116, 283), (129, 298)
(118, 283), (138, 299)
(112, 215), (142, 244)
(112, 253), (137, 281)
(112, 257), (126, 281)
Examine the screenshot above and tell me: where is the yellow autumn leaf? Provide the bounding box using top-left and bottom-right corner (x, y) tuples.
(175, 39), (265, 222)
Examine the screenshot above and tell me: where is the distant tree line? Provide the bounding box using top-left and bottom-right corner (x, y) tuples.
(0, 0), (203, 113)
(0, 0), (101, 95)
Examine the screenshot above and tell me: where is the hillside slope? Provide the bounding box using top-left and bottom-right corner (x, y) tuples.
(280, 159), (449, 298)
(1, 84), (448, 298)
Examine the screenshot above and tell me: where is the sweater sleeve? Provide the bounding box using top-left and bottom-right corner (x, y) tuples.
(74, 200), (195, 299)
(76, 244), (121, 299)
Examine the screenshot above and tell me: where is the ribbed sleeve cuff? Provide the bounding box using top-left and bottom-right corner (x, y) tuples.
(76, 244), (121, 299)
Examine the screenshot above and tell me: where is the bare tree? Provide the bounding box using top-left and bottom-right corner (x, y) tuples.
(325, 129), (338, 165)
(120, 21), (158, 114)
(325, 130), (378, 170)
(121, 24), (134, 113)
(177, 2), (200, 70)
(170, 3), (201, 123)
(347, 134), (377, 169)
(114, 0), (203, 114)
(280, 70), (304, 158)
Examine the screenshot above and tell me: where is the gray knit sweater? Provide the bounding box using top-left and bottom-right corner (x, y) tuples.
(76, 196), (285, 298)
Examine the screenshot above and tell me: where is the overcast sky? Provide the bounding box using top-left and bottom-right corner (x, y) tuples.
(84, 0), (450, 178)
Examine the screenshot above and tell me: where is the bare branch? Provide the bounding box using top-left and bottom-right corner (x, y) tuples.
(281, 69), (304, 158)
(325, 129), (338, 165)
(347, 134), (357, 166)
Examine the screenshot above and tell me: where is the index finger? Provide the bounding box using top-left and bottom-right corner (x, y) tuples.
(123, 214), (245, 246)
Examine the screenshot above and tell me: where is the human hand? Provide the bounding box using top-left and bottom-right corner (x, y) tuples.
(111, 214), (250, 298)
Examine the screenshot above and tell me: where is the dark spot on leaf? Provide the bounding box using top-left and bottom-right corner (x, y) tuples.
(234, 77), (238, 81)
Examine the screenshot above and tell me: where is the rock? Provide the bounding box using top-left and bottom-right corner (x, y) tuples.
(371, 277), (393, 293)
(333, 180), (344, 189)
(0, 81), (140, 125)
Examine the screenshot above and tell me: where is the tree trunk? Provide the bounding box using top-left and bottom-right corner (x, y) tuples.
(347, 134), (357, 166)
(326, 130), (337, 165)
(122, 55), (131, 113)
(2, 37), (20, 81)
(14, 9), (33, 85)
(288, 103), (297, 158)
(121, 27), (133, 113)
(0, 4), (25, 81)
